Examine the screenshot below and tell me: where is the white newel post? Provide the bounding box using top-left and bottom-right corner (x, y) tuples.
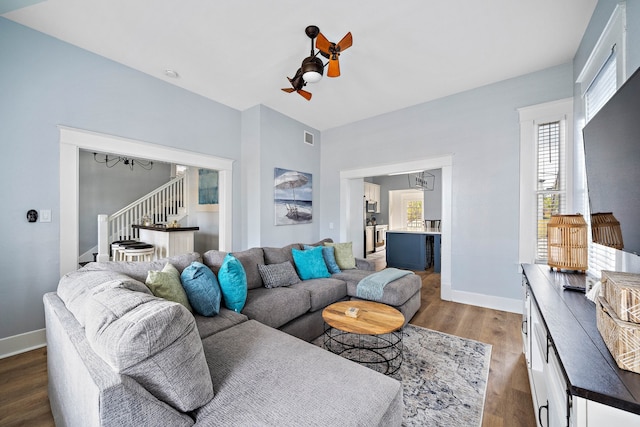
(97, 214), (109, 262)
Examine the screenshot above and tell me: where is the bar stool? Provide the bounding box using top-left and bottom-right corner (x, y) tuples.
(111, 240), (138, 261)
(121, 243), (155, 262)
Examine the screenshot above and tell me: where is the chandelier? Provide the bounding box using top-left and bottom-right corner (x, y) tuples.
(93, 153), (153, 171)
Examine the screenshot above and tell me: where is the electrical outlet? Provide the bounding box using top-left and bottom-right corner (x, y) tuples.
(40, 209), (51, 223)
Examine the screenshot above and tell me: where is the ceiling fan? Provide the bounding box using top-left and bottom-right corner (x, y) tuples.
(281, 25), (352, 101)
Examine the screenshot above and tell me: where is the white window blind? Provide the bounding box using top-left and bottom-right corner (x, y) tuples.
(585, 48), (617, 122)
(536, 121), (566, 262)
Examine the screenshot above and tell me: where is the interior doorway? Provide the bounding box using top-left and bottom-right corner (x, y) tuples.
(58, 126), (234, 276)
(339, 155), (453, 301)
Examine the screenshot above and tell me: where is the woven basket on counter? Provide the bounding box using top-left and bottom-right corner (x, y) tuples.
(596, 296), (640, 374)
(547, 214), (588, 272)
(601, 271), (640, 324)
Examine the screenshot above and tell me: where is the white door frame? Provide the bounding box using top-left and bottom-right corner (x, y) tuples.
(59, 126), (234, 277)
(339, 155), (453, 300)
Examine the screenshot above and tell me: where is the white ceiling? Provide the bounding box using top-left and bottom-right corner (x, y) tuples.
(4, 0), (597, 131)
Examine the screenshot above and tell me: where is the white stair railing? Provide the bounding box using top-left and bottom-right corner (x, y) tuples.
(97, 175), (186, 261)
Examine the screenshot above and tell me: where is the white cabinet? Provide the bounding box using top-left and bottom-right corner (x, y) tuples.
(364, 182), (381, 213)
(522, 267), (640, 427)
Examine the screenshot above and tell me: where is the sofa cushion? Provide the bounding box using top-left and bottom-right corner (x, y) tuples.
(202, 248), (265, 290)
(195, 320), (403, 427)
(290, 278), (347, 312)
(84, 287), (214, 412)
(231, 248), (265, 290)
(324, 242), (357, 270)
(194, 308), (249, 339)
(242, 287), (311, 329)
(217, 254), (248, 313)
(57, 269), (151, 327)
(292, 247), (331, 280)
(257, 261), (300, 288)
(145, 263), (193, 312)
(181, 262), (222, 316)
(262, 243), (301, 265)
(82, 252), (202, 283)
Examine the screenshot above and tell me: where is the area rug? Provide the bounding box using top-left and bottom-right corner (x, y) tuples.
(313, 324), (491, 427)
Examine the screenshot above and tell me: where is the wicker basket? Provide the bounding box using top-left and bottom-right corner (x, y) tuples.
(601, 271), (640, 324)
(547, 214), (588, 272)
(596, 296), (640, 374)
(591, 213), (624, 250)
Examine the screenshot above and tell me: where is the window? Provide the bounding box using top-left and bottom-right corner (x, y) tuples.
(536, 121), (565, 261)
(518, 99), (573, 265)
(576, 2), (626, 276)
(406, 200), (423, 228)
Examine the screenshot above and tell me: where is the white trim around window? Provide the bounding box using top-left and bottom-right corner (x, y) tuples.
(518, 98), (574, 265)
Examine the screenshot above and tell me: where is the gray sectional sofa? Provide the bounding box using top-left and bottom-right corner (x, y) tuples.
(44, 239), (421, 426)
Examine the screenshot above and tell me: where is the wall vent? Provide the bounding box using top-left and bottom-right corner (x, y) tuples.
(303, 130), (314, 146)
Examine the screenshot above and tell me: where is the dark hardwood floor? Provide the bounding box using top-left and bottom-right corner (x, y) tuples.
(0, 266), (535, 427)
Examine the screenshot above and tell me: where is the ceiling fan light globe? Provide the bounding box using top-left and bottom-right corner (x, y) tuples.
(303, 71), (322, 83)
(301, 56), (324, 83)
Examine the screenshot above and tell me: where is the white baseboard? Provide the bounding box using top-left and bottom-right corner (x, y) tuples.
(0, 329), (46, 359)
(451, 289), (522, 314)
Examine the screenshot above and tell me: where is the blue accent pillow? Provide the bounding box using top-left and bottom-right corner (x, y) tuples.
(292, 246), (331, 280)
(304, 244), (341, 274)
(180, 262), (222, 317)
(217, 254), (248, 313)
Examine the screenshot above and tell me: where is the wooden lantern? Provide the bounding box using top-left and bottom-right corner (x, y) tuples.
(547, 214), (588, 272)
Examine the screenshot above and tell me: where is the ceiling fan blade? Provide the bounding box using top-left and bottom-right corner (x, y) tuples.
(282, 88), (295, 93)
(315, 32), (332, 54)
(337, 32), (353, 51)
(297, 89), (312, 101)
(327, 58), (341, 78)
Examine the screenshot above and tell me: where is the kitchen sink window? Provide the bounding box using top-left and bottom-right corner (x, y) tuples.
(404, 198), (423, 228)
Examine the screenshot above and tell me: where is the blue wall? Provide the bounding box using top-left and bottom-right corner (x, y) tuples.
(320, 64), (575, 302)
(0, 18), (242, 339)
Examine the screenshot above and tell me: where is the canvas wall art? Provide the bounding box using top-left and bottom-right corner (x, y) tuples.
(274, 167), (312, 225)
(198, 169), (218, 205)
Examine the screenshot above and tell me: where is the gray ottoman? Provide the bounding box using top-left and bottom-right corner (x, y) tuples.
(333, 269), (422, 326)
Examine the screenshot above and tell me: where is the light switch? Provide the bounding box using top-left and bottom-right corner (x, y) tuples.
(40, 209), (52, 223)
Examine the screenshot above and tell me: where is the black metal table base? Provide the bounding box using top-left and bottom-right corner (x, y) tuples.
(323, 325), (403, 375)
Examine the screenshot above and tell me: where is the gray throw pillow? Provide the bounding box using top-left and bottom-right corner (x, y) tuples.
(257, 261), (301, 288)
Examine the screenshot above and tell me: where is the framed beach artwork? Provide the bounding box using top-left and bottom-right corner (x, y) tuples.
(274, 167), (312, 225)
(195, 168), (219, 212)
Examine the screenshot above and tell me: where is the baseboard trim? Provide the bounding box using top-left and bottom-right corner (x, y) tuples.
(0, 329), (46, 359)
(451, 290), (522, 314)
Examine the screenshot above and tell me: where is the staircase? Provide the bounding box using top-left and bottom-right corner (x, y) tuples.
(93, 175), (187, 262)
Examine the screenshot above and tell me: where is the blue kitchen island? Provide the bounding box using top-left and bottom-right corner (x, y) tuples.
(385, 228), (441, 272)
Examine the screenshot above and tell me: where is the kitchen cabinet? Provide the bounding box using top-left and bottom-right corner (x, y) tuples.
(364, 182), (380, 213)
(521, 264), (640, 426)
(385, 229), (440, 272)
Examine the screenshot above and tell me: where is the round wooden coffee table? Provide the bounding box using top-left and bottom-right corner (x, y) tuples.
(322, 300), (404, 375)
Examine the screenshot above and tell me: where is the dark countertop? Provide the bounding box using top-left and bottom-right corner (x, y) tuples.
(522, 264), (640, 414)
(132, 224), (199, 232)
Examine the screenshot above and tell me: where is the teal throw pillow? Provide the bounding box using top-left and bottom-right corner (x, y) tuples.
(217, 254), (248, 313)
(292, 246), (331, 280)
(304, 244), (341, 274)
(180, 262), (222, 317)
